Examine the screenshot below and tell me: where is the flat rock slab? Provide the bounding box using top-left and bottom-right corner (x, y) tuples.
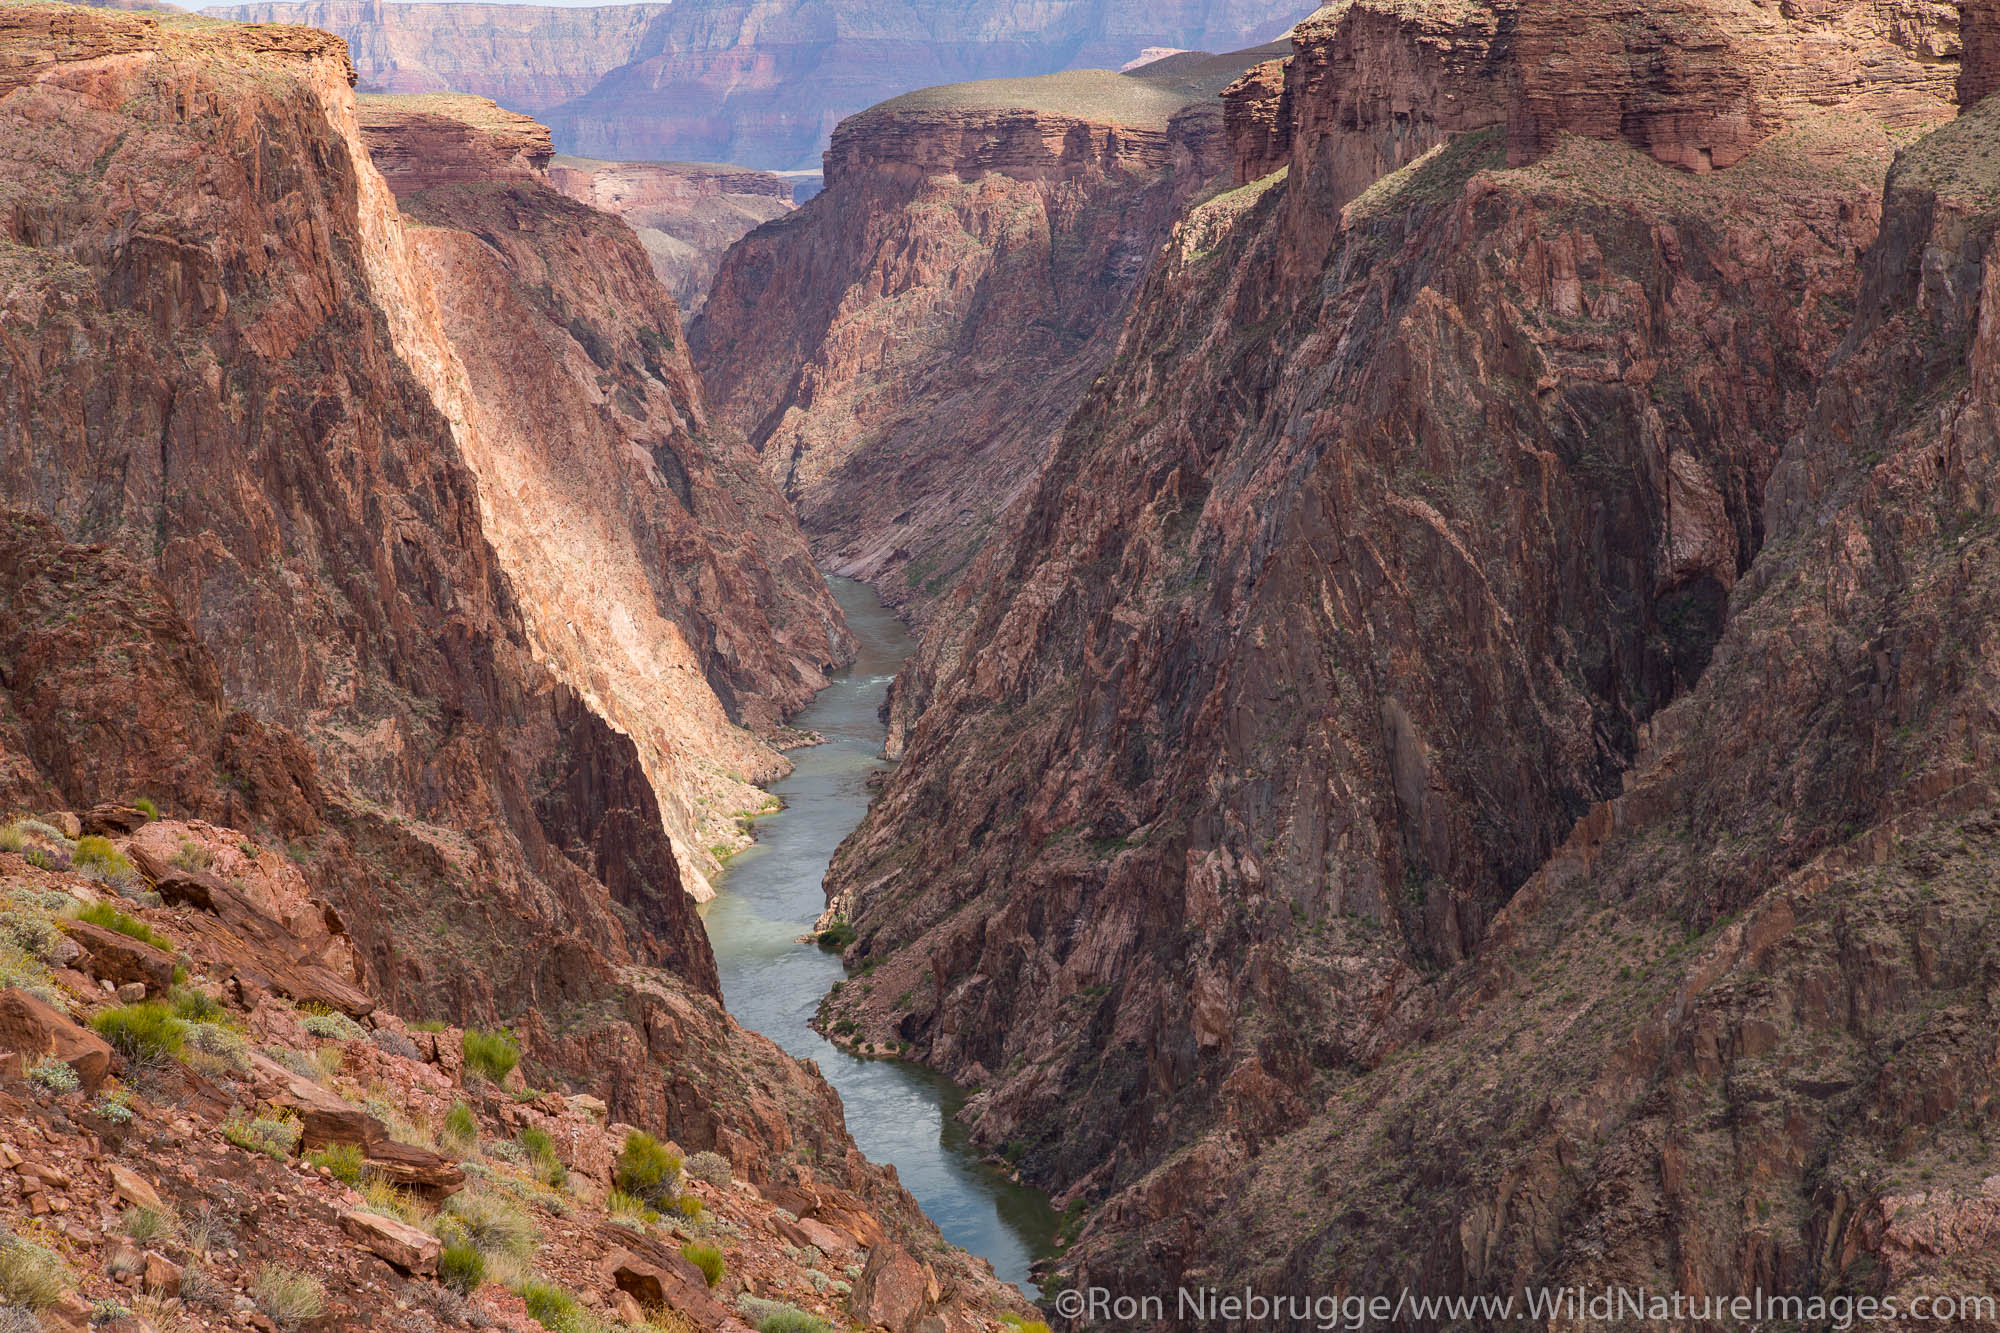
(339, 1208), (439, 1275)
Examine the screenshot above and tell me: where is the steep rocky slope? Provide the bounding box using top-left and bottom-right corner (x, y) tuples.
(692, 47), (1281, 615)
(209, 0), (1316, 170)
(0, 762), (1027, 1330)
(547, 158), (794, 315)
(0, 0), (890, 1267)
(351, 91), (851, 897)
(811, 0), (2000, 1310)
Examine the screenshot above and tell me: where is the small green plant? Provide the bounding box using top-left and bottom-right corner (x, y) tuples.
(91, 1088), (135, 1124)
(441, 1101), (478, 1154)
(91, 1002), (188, 1062)
(816, 919), (857, 950)
(121, 1205), (177, 1244)
(182, 1021), (250, 1077)
(133, 797), (159, 820)
(672, 1194), (704, 1219)
(443, 1188), (538, 1259)
(169, 986), (227, 1023)
(27, 1057), (78, 1095)
(251, 1264), (325, 1328)
(360, 1179), (423, 1224)
(681, 1240), (724, 1288)
(305, 1143), (364, 1184)
(74, 901), (172, 952)
(615, 1130), (682, 1206)
(72, 836), (136, 881)
(606, 1188), (656, 1228)
(461, 1027), (519, 1082)
(437, 1240), (485, 1296)
(1000, 1315), (1055, 1333)
(517, 1127), (566, 1187)
(410, 1018), (448, 1033)
(0, 1233), (71, 1309)
(751, 1303), (832, 1333)
(514, 1275), (584, 1331)
(0, 825), (24, 854)
(685, 1150), (732, 1188)
(222, 1109), (301, 1159)
(169, 842), (212, 873)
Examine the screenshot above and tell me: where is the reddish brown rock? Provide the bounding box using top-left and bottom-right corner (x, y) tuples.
(1966, 0), (2000, 107)
(0, 989), (113, 1092)
(1221, 57), (1289, 184)
(355, 92), (552, 195)
(339, 1208), (440, 1275)
(61, 920), (175, 996)
(849, 1241), (939, 1333)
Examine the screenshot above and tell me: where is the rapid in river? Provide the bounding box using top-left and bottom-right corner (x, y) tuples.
(699, 577), (1060, 1295)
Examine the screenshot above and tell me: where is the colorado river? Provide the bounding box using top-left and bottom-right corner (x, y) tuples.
(700, 576), (1059, 1295)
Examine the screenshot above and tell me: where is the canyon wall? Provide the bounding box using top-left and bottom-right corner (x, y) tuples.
(210, 0), (1317, 170)
(0, 2), (919, 1255)
(807, 0), (2000, 1310)
(352, 91), (851, 898)
(692, 47), (1280, 615)
(547, 157), (794, 314)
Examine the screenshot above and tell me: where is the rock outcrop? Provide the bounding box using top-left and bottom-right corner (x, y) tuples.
(353, 93), (851, 896)
(0, 0), (845, 1202)
(547, 156), (794, 314)
(209, 0), (1318, 169)
(807, 0), (1984, 1310)
(692, 46), (1281, 616)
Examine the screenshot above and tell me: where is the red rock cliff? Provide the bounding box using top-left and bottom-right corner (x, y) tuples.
(812, 0), (1979, 1305)
(691, 49), (1278, 616)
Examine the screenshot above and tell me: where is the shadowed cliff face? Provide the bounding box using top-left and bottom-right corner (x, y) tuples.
(206, 0), (1318, 170)
(0, 2), (891, 1226)
(801, 0), (2000, 1308)
(692, 50), (1279, 617)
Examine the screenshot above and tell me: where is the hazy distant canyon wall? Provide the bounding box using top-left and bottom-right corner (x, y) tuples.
(209, 0), (1317, 169)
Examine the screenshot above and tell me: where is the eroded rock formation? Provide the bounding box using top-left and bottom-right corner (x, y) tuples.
(547, 157), (794, 313)
(805, 0), (1997, 1310)
(209, 0), (1317, 169)
(692, 47), (1280, 615)
(0, 0), (874, 1244)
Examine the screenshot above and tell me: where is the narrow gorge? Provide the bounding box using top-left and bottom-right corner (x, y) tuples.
(6, 0), (2000, 1330)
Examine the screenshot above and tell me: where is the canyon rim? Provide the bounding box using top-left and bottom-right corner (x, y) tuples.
(4, 0), (2000, 1331)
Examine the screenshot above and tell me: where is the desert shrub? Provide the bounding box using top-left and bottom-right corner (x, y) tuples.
(0, 826), (22, 854)
(181, 1204), (236, 1261)
(305, 1143), (364, 1184)
(183, 1022), (250, 1077)
(672, 1194), (704, 1219)
(461, 1027), (519, 1082)
(410, 1018), (447, 1033)
(514, 1275), (584, 1332)
(121, 1205), (177, 1245)
(132, 798), (158, 820)
(360, 1179), (424, 1225)
(90, 1002), (187, 1062)
(169, 987), (227, 1023)
(74, 902), (171, 952)
(0, 1234), (69, 1309)
(516, 1127), (566, 1187)
(26, 1059), (77, 1096)
(436, 1240), (485, 1296)
(168, 842), (211, 873)
(71, 838), (138, 891)
(369, 1027), (421, 1061)
(815, 919), (856, 950)
(91, 1089), (134, 1124)
(0, 910), (63, 963)
(221, 1109), (301, 1159)
(737, 1298), (830, 1333)
(440, 1101), (478, 1154)
(251, 1264), (325, 1327)
(1000, 1315), (1054, 1333)
(685, 1150), (732, 1188)
(606, 1188), (655, 1229)
(443, 1188), (537, 1260)
(681, 1241), (724, 1288)
(615, 1130), (682, 1206)
(300, 1010), (366, 1042)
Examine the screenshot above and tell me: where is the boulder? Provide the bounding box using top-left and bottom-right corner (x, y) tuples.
(849, 1241), (939, 1333)
(81, 804), (149, 836)
(108, 1163), (164, 1212)
(599, 1237), (733, 1326)
(0, 989), (114, 1092)
(62, 920), (175, 995)
(141, 1250), (181, 1297)
(339, 1208), (439, 1276)
(361, 1140), (465, 1197)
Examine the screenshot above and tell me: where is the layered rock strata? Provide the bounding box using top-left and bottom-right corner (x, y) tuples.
(693, 47), (1282, 615)
(547, 156), (794, 314)
(811, 0), (1988, 1309)
(210, 0), (1318, 169)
